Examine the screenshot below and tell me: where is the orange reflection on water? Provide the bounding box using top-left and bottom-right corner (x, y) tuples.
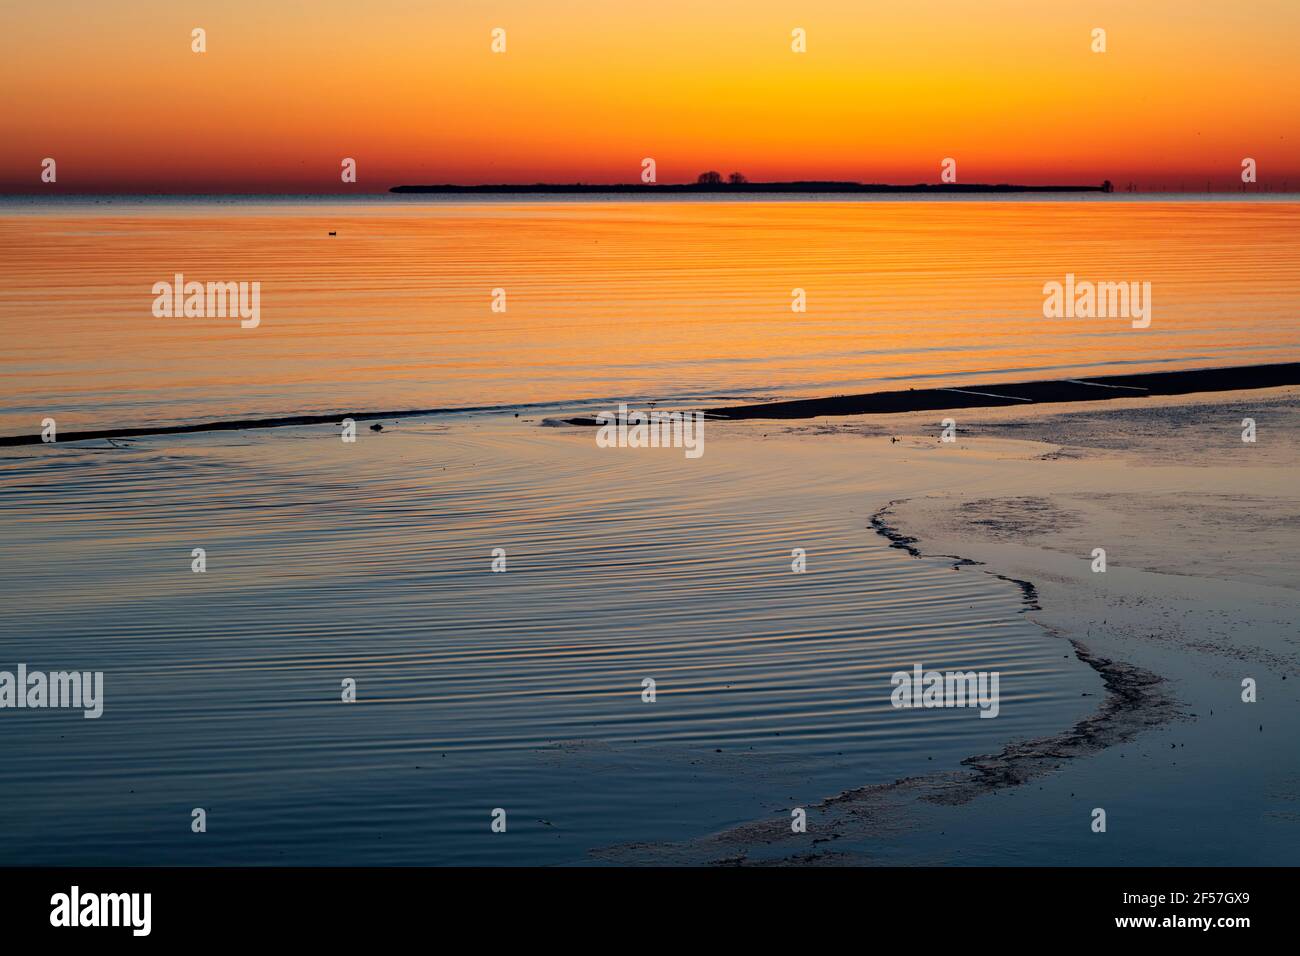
(1, 199), (1297, 436)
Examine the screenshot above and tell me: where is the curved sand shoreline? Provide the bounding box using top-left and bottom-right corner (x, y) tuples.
(593, 503), (1183, 866)
(595, 386), (1299, 865)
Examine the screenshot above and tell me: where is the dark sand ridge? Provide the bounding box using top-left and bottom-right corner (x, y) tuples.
(700, 362), (1300, 420)
(6, 362), (1297, 447)
(554, 362), (1300, 425)
(0, 401), (537, 447)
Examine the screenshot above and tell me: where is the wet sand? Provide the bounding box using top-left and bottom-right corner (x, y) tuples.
(596, 386), (1300, 865)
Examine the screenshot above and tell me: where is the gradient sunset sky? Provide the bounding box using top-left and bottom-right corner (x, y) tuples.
(2, 0), (1298, 192)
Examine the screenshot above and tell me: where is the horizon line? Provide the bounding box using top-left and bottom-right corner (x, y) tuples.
(389, 179), (1114, 194)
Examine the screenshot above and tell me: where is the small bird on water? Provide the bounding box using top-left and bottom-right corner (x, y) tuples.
(370, 423), (383, 432)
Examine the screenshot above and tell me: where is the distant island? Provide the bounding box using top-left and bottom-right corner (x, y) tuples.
(392, 175), (1114, 195)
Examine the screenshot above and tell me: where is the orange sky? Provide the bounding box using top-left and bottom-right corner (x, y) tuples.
(2, 0), (1298, 192)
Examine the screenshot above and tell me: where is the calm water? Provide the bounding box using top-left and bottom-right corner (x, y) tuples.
(1, 199), (1298, 438)
(0, 199), (1292, 864)
(0, 418), (1099, 864)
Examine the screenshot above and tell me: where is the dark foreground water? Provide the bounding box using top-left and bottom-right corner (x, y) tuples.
(0, 416), (1097, 864)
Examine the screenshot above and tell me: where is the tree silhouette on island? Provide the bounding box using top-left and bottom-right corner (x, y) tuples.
(697, 171), (749, 185)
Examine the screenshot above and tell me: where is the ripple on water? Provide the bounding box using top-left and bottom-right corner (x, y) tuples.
(0, 422), (1099, 863)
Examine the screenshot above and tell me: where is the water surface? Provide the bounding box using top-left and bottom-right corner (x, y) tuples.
(0, 419), (1097, 864)
(2, 200), (1297, 438)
